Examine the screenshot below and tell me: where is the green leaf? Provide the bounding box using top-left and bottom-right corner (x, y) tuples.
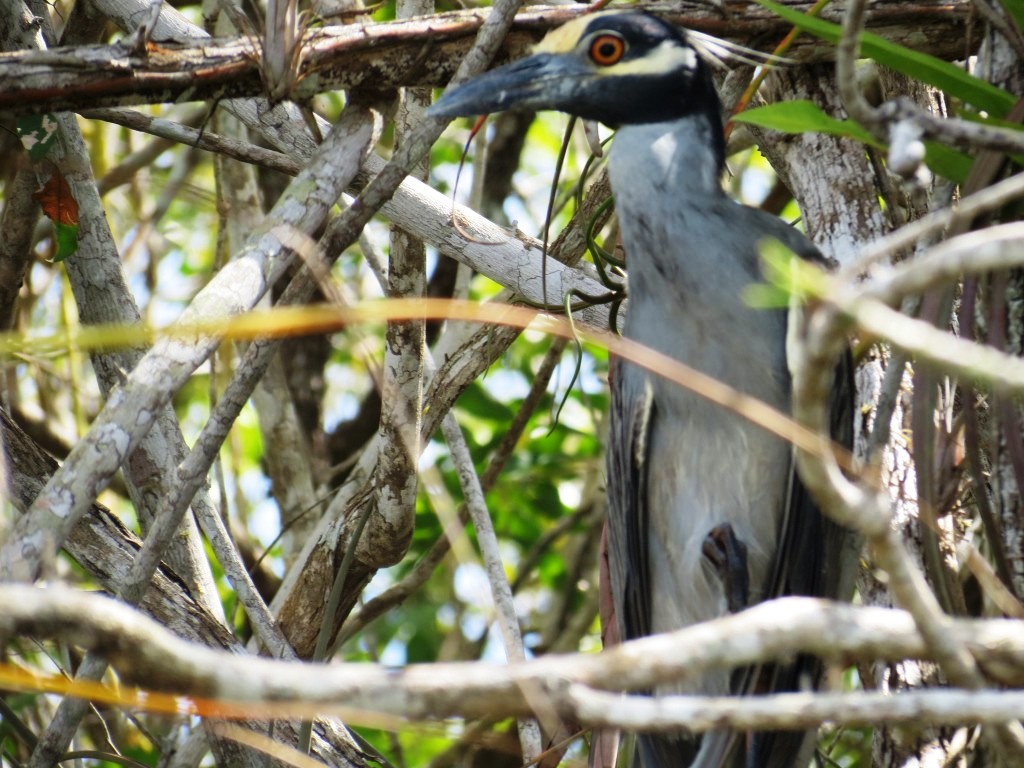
(17, 114), (60, 161)
(733, 98), (975, 183)
(53, 222), (79, 261)
(1000, 0), (1024, 38)
(923, 141), (973, 184)
(755, 0), (1017, 116)
(752, 238), (829, 305)
(742, 282), (792, 310)
(732, 100), (881, 147)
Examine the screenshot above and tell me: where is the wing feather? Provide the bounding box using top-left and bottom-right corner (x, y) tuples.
(607, 359), (703, 766)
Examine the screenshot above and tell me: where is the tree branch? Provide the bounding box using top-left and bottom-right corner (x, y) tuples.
(0, 2), (981, 114)
(5, 586), (1024, 726)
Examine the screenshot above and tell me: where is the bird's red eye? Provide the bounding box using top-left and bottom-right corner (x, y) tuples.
(589, 34), (626, 66)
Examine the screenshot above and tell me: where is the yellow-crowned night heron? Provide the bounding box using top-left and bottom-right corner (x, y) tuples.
(430, 11), (854, 768)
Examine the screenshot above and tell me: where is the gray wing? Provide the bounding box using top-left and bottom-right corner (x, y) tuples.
(741, 206), (857, 607)
(736, 348), (855, 768)
(605, 206), (856, 768)
(740, 209), (858, 767)
(606, 357), (703, 766)
(769, 348), (856, 603)
(606, 356), (655, 642)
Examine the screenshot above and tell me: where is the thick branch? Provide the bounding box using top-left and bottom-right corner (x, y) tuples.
(5, 587), (1024, 724)
(0, 2), (980, 114)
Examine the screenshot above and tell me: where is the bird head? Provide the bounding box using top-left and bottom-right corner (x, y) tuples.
(428, 11), (721, 128)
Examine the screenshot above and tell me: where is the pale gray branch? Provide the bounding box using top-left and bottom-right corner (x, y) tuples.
(6, 586), (1024, 725)
(0, 2), (980, 114)
(0, 103), (381, 583)
(565, 684), (1024, 733)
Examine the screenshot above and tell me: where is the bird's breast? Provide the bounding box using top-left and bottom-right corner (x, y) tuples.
(608, 116), (796, 654)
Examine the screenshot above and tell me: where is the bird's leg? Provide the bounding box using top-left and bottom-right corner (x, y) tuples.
(701, 524), (750, 613)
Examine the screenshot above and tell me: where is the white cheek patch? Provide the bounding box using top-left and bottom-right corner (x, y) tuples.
(602, 39), (698, 76)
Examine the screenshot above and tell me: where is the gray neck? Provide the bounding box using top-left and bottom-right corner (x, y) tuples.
(607, 117), (724, 205)
(607, 116), (745, 306)
(605, 113), (789, 410)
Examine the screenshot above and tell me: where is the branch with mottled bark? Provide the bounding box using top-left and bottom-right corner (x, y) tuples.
(0, 101), (382, 583)
(5, 586), (1024, 728)
(0, 2), (980, 114)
